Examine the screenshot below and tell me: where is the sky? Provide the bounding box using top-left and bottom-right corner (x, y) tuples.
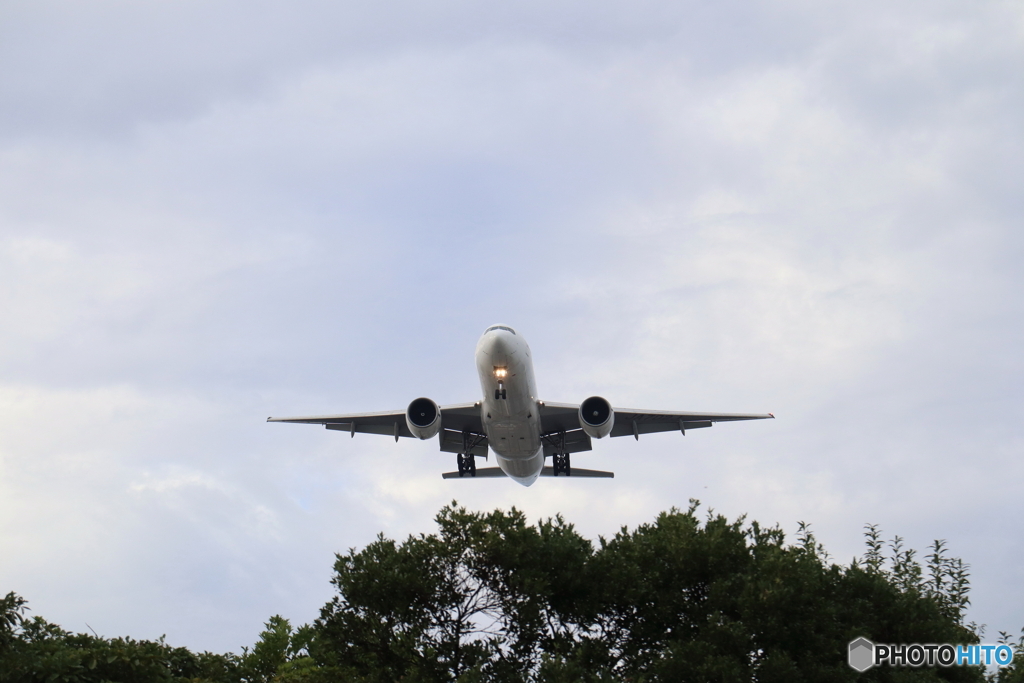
(1, 0), (1022, 655)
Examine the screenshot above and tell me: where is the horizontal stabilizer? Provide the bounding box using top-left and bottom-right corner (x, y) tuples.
(541, 467), (614, 478)
(442, 468), (508, 479)
(442, 467), (614, 479)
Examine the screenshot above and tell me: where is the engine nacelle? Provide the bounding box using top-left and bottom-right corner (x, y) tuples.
(406, 397), (442, 440)
(579, 396), (614, 439)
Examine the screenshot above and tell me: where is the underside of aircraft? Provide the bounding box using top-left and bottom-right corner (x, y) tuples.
(268, 326), (773, 486)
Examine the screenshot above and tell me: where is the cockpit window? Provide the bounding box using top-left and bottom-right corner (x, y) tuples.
(485, 325), (516, 335)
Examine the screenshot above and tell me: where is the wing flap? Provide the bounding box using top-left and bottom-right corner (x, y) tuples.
(609, 409), (772, 438)
(436, 403), (486, 434)
(610, 419), (713, 438)
(438, 429), (489, 457)
(540, 428), (592, 457)
(537, 401), (582, 434)
(324, 422), (409, 438)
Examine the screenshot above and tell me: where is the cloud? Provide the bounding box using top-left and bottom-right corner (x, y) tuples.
(1, 0), (1021, 653)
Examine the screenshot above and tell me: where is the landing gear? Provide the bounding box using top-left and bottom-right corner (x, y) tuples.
(545, 430), (571, 476)
(455, 431), (486, 477)
(457, 452), (477, 477)
(494, 382), (506, 400)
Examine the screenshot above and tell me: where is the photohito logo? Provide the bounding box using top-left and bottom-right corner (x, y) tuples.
(848, 638), (1015, 671)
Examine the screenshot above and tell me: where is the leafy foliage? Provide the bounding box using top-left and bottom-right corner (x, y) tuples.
(992, 630), (1024, 683)
(239, 616), (317, 683)
(0, 601), (240, 683)
(2, 502), (1020, 682)
(313, 502), (994, 682)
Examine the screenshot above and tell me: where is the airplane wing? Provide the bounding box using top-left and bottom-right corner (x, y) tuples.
(267, 402), (484, 443)
(538, 401), (773, 439)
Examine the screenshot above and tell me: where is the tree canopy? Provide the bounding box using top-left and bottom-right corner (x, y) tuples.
(2, 501), (1021, 682)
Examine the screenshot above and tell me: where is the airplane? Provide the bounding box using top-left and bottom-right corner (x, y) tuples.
(268, 325), (773, 486)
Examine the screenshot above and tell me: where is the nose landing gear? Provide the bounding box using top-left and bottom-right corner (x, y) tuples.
(494, 382), (506, 400)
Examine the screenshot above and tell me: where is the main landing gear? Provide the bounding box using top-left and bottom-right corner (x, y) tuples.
(544, 430), (571, 476)
(457, 453), (477, 477)
(456, 430), (486, 477)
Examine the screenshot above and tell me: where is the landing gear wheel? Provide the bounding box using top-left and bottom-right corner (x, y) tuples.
(501, 389), (507, 399)
(457, 453), (477, 477)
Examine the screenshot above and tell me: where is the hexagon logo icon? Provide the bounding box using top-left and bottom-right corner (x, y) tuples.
(848, 637), (875, 672)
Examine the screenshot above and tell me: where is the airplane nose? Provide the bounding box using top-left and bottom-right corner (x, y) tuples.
(479, 327), (517, 363)
(490, 334), (511, 355)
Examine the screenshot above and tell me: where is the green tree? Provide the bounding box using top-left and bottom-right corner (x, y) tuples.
(564, 513), (982, 682)
(239, 615), (319, 683)
(2, 502), (1017, 683)
(313, 502), (994, 683)
(0, 592), (241, 683)
(991, 630), (1024, 683)
(315, 502), (593, 682)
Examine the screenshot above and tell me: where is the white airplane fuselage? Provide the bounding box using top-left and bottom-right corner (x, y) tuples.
(475, 326), (545, 485)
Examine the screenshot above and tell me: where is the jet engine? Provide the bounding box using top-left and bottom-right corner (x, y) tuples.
(406, 397), (442, 440)
(579, 396), (614, 439)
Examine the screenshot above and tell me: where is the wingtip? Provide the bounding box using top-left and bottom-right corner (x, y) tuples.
(769, 412), (775, 419)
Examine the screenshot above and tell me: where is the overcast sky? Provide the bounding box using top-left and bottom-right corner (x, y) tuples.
(1, 0), (1022, 655)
